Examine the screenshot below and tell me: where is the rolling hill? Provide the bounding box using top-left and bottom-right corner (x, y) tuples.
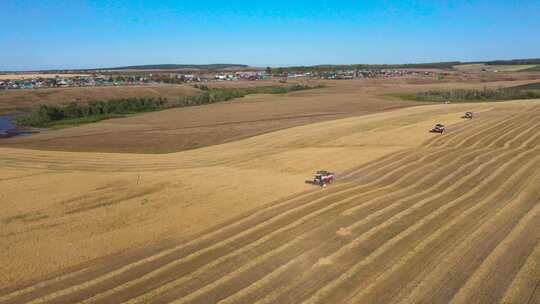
(1, 99), (539, 303)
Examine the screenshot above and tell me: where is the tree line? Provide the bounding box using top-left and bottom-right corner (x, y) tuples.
(484, 58), (540, 65)
(413, 87), (540, 102)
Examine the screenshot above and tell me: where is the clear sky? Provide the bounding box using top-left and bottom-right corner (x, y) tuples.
(1, 0), (539, 71)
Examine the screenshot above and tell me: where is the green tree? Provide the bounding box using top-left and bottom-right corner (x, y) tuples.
(63, 102), (82, 119)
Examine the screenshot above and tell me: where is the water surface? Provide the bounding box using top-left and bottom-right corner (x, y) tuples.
(0, 115), (15, 136)
(0, 115), (38, 137)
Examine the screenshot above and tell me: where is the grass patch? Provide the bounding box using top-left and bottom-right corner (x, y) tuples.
(47, 114), (132, 129)
(388, 93), (431, 102)
(391, 87), (540, 103)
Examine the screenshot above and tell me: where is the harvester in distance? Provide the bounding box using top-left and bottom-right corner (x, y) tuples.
(463, 112), (474, 119)
(431, 123), (446, 134)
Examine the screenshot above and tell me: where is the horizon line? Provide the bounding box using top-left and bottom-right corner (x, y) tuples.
(2, 57), (540, 73)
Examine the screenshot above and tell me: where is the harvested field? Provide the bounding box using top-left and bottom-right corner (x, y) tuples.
(3, 78), (540, 153)
(0, 80), (293, 115)
(1, 99), (539, 303)
(0, 80), (421, 153)
(453, 63), (537, 72)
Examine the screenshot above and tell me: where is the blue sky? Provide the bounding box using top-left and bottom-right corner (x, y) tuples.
(1, 0), (539, 70)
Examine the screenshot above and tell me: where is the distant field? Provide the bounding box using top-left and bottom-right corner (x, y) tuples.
(453, 63), (536, 72)
(395, 87), (540, 103)
(12, 84), (321, 128)
(0, 73), (90, 80)
(0, 84), (200, 114)
(0, 80), (296, 115)
(0, 80), (422, 153)
(5, 78), (540, 153)
(522, 65), (540, 72)
(511, 81), (540, 90)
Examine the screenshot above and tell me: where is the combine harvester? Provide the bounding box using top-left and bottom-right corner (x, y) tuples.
(431, 123), (446, 134)
(313, 170), (334, 188)
(463, 111), (474, 119)
(431, 111), (474, 135)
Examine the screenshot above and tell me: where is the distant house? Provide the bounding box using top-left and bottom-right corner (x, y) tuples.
(56, 79), (68, 87)
(225, 74), (237, 81)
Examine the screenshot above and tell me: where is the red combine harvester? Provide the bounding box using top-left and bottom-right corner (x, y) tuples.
(313, 170), (334, 187)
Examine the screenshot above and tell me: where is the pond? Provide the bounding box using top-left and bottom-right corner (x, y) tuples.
(0, 115), (15, 136)
(0, 115), (39, 137)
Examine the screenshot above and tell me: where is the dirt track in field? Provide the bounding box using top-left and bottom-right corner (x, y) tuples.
(1, 99), (539, 303)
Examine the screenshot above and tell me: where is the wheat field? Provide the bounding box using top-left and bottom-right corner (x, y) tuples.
(1, 100), (539, 303)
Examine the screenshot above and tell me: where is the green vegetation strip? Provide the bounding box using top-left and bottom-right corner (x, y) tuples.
(46, 114), (133, 129)
(484, 59), (540, 65)
(14, 84), (323, 128)
(392, 87), (540, 103)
